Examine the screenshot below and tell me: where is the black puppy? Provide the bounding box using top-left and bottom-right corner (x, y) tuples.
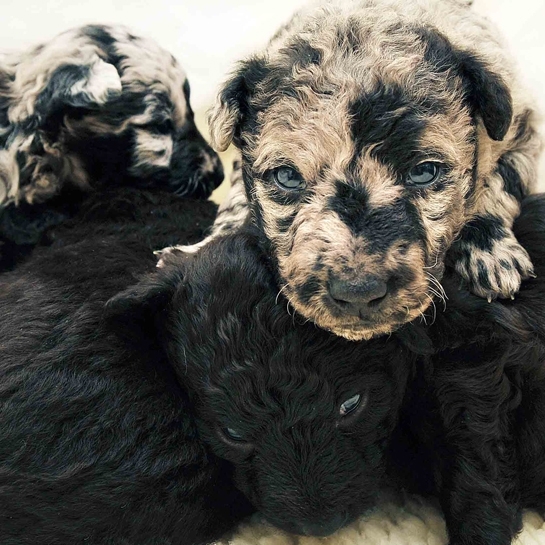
(0, 187), (411, 544)
(395, 195), (545, 545)
(1, 189), (545, 545)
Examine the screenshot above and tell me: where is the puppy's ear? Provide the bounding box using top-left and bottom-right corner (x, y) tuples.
(31, 55), (122, 127)
(457, 51), (513, 141)
(208, 57), (269, 151)
(418, 28), (512, 142)
(105, 260), (186, 341)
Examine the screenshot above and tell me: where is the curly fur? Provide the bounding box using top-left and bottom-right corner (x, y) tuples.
(169, 0), (543, 341)
(0, 24), (223, 206)
(1, 187), (544, 545)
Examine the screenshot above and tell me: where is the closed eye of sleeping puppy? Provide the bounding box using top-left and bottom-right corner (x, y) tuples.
(1, 186), (545, 545)
(161, 0), (542, 342)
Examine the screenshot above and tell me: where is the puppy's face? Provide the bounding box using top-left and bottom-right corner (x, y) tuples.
(194, 346), (405, 537)
(210, 10), (513, 340)
(157, 236), (410, 537)
(118, 80), (224, 198)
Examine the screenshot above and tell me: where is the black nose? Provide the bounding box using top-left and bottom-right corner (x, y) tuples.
(329, 274), (388, 313)
(173, 152), (224, 199)
(294, 513), (347, 537)
(197, 154), (224, 196)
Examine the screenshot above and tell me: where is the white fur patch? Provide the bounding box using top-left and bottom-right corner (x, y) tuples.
(69, 56), (122, 105)
(0, 148), (20, 204)
(132, 129), (173, 169)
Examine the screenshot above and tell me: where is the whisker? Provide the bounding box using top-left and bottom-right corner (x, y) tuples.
(424, 293), (437, 325)
(275, 283), (289, 305)
(423, 253), (440, 270)
(426, 272), (448, 311)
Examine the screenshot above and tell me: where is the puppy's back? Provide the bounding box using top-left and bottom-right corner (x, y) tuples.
(0, 189), (238, 544)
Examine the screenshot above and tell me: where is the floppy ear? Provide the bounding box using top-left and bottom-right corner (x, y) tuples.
(105, 259), (186, 342)
(31, 54), (122, 127)
(457, 51), (513, 141)
(208, 57), (269, 151)
(417, 27), (512, 142)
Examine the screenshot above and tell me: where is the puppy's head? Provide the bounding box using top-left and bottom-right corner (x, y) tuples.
(208, 2), (514, 340)
(108, 233), (411, 537)
(7, 25), (223, 200)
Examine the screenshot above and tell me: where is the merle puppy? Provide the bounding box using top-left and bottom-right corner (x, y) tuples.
(1, 188), (545, 545)
(0, 24), (223, 252)
(164, 0), (542, 342)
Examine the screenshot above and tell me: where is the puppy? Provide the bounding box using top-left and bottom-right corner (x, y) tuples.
(0, 187), (411, 543)
(392, 194), (545, 545)
(2, 185), (545, 545)
(164, 0), (542, 341)
(0, 24), (223, 208)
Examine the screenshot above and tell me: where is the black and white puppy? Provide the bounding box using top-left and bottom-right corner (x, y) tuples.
(0, 24), (223, 247)
(1, 188), (544, 545)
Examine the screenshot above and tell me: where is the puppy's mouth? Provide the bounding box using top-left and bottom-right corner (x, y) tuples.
(285, 278), (437, 341)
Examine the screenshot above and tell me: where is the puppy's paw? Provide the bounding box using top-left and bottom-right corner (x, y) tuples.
(452, 223), (535, 301)
(154, 241), (208, 268)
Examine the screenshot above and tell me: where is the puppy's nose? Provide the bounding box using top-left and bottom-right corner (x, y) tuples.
(329, 274), (388, 310)
(295, 513), (347, 537)
(199, 153), (224, 193)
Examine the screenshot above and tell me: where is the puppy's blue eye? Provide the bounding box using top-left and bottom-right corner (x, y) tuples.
(224, 427), (245, 442)
(406, 162), (442, 186)
(273, 167), (306, 191)
(339, 394), (361, 416)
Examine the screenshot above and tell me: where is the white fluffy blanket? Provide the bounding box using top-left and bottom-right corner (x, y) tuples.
(223, 495), (545, 545)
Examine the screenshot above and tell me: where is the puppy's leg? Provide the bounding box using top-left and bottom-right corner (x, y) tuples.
(156, 159), (249, 265)
(433, 360), (522, 545)
(450, 123), (541, 301)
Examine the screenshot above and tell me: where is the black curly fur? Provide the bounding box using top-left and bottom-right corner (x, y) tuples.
(1, 188), (544, 545)
(0, 187), (218, 271)
(392, 195), (545, 545)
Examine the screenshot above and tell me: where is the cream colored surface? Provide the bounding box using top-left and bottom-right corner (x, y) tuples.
(224, 499), (545, 545)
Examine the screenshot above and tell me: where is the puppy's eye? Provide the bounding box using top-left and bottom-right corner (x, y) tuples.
(406, 162), (442, 186)
(339, 394), (362, 416)
(223, 427), (245, 442)
(272, 167), (306, 191)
